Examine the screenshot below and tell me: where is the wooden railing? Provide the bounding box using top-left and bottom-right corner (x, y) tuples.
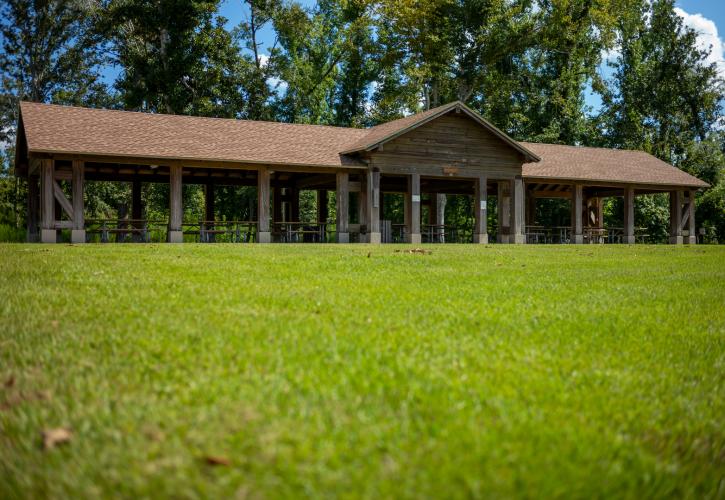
(524, 226), (651, 244)
(85, 218), (166, 243)
(195, 221), (257, 243)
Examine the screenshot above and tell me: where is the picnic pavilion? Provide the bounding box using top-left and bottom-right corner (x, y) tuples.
(14, 100), (708, 244)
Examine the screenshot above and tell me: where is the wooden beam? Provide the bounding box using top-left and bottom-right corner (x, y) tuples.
(406, 173), (421, 244)
(53, 181), (74, 220)
(336, 172), (349, 242)
(510, 177), (525, 244)
(687, 190), (696, 244)
(317, 190), (328, 223)
(623, 186), (635, 244)
(205, 183), (215, 222)
(26, 175), (39, 242)
(296, 174), (335, 190)
(366, 168), (381, 243)
(168, 164), (183, 242)
(71, 160), (85, 242)
(45, 152), (367, 173)
(132, 180), (143, 221)
(257, 167), (271, 242)
(39, 159), (56, 243)
(526, 188), (536, 226)
(571, 184), (583, 244)
(273, 186), (282, 223)
(358, 175), (367, 241)
(473, 175), (488, 244)
(497, 181), (509, 243)
(290, 187), (300, 222)
(669, 190), (683, 244)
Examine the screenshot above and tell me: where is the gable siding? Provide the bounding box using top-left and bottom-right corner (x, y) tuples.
(369, 113), (525, 179)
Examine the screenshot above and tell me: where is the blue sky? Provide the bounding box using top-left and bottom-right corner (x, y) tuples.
(111, 0), (725, 112)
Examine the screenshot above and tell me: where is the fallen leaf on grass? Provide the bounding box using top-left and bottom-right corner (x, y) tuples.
(4, 376), (14, 388)
(142, 425), (165, 442)
(42, 428), (72, 449)
(393, 248), (432, 255)
(204, 455), (231, 466)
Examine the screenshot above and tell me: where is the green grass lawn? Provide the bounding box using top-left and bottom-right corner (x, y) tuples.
(1, 244), (724, 499)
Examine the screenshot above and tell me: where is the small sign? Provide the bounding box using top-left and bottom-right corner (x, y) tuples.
(480, 200), (487, 210)
(443, 166), (460, 176)
(412, 194), (421, 203)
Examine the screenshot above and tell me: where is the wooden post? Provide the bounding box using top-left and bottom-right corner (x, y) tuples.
(40, 159), (56, 243)
(669, 190), (683, 244)
(623, 186), (635, 244)
(131, 180), (143, 242)
(571, 184), (583, 244)
(204, 183), (215, 222)
(428, 193), (438, 227)
(435, 193), (446, 243)
(317, 190), (328, 223)
(687, 190), (696, 244)
(509, 177), (525, 244)
(257, 167), (271, 243)
(71, 160), (85, 243)
(132, 180), (143, 221)
(497, 181), (510, 243)
(290, 187), (300, 222)
(273, 186), (282, 223)
(593, 197), (604, 229)
(366, 168), (381, 244)
(27, 175), (39, 242)
(336, 172), (349, 243)
(358, 174), (368, 242)
(526, 188), (536, 227)
(406, 173), (421, 244)
(203, 183), (215, 243)
(428, 193), (438, 243)
(168, 164), (183, 243)
(473, 175), (488, 244)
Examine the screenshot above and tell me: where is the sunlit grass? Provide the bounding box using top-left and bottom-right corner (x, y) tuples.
(1, 243), (724, 498)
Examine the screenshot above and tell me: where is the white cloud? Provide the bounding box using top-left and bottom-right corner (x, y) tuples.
(674, 7), (725, 79)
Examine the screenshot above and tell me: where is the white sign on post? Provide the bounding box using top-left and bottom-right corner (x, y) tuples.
(480, 200), (487, 210)
(412, 194), (421, 203)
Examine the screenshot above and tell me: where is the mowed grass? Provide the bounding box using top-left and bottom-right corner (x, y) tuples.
(0, 243), (724, 499)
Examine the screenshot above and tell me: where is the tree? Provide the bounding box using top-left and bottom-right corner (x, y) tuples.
(0, 0), (110, 138)
(0, 0), (111, 228)
(99, 0), (244, 117)
(234, 0), (281, 120)
(599, 0), (723, 161)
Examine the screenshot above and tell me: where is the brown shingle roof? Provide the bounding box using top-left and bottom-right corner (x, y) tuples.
(522, 142), (708, 188)
(18, 101), (709, 188)
(20, 101), (368, 168)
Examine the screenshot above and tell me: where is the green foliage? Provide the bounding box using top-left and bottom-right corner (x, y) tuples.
(697, 173), (725, 242)
(99, 0), (244, 116)
(599, 0), (724, 161)
(0, 0), (111, 143)
(0, 224), (24, 242)
(1, 244), (724, 497)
